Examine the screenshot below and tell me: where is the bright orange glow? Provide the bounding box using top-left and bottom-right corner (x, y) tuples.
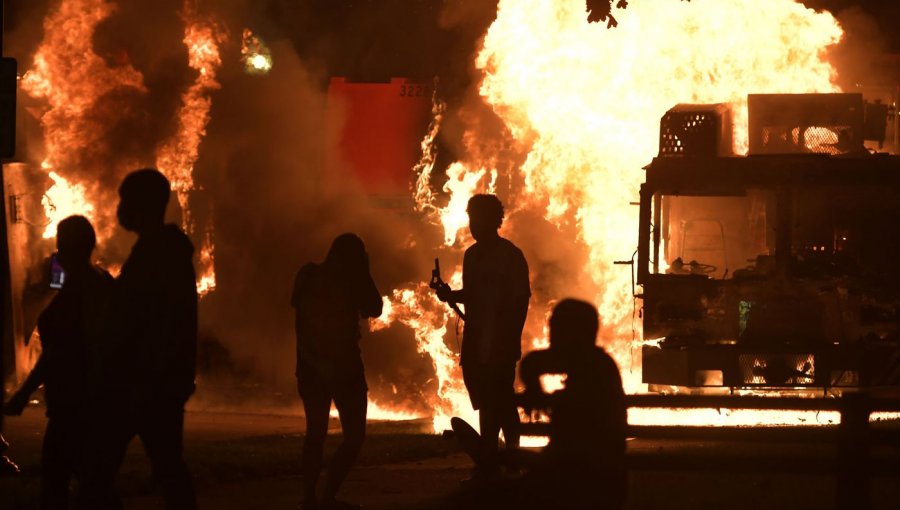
(241, 29), (273, 75)
(22, 0), (145, 241)
(477, 0), (840, 392)
(154, 7), (224, 297)
(23, 0), (223, 295)
(156, 8), (224, 219)
(370, 275), (477, 432)
(384, 0), (847, 430)
(196, 225), (217, 297)
(41, 171), (96, 239)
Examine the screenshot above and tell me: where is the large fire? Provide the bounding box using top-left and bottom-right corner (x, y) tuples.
(376, 0), (853, 431)
(155, 5), (226, 296)
(18, 0), (891, 430)
(22, 0), (222, 295)
(22, 0), (145, 241)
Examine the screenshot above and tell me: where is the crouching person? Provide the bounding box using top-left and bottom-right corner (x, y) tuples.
(519, 299), (627, 510)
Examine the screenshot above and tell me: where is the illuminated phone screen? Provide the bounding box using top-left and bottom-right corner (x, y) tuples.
(50, 253), (65, 290)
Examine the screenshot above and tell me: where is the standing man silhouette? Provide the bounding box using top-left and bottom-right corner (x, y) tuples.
(5, 215), (113, 509)
(79, 169), (197, 510)
(436, 194), (530, 478)
(292, 233), (382, 510)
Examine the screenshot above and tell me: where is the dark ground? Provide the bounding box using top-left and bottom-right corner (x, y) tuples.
(2, 406), (900, 509)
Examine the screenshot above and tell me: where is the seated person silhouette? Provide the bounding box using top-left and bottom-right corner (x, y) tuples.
(448, 299), (626, 510)
(518, 298), (627, 509)
(4, 215), (113, 508)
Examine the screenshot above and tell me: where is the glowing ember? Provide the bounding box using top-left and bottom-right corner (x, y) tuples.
(241, 29), (273, 75)
(520, 436), (550, 448)
(196, 228), (217, 297)
(629, 408), (840, 427)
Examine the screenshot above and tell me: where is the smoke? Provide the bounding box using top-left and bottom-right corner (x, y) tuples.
(11, 0), (895, 416)
(192, 0), (896, 415)
(8, 0), (468, 414)
(826, 6), (892, 90)
(186, 2), (458, 412)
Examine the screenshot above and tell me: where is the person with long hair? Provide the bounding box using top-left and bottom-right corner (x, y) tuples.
(292, 233), (382, 510)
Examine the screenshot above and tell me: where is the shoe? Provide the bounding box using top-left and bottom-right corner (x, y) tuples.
(321, 498), (362, 510)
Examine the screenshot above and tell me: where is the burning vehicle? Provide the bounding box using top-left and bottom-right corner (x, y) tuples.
(638, 92), (900, 391)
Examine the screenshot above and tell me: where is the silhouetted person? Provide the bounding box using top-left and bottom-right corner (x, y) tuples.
(78, 169), (197, 510)
(436, 194), (530, 477)
(520, 299), (627, 509)
(4, 215), (113, 509)
(292, 233), (382, 510)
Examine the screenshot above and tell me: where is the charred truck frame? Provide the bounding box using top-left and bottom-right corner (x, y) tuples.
(638, 93), (900, 391)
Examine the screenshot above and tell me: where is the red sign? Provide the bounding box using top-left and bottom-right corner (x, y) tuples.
(326, 78), (431, 197)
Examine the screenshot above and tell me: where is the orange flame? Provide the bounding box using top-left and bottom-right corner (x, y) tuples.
(391, 0), (850, 430)
(41, 171), (96, 239)
(154, 4), (224, 297)
(24, 0), (223, 296)
(22, 0), (146, 240)
(473, 0), (842, 393)
(196, 226), (217, 297)
(155, 7), (224, 223)
(370, 275), (478, 432)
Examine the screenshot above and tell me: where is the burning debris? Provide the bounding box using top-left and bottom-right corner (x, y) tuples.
(241, 29), (273, 75)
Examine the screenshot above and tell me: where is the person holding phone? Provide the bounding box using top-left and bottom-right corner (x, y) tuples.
(4, 215), (113, 509)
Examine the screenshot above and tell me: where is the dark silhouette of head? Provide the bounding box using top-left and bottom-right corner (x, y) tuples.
(549, 299), (600, 353)
(324, 233), (368, 274)
(466, 194), (504, 242)
(56, 215), (96, 271)
(117, 168), (170, 234)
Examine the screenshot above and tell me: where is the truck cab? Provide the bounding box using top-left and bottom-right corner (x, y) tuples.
(638, 94), (900, 390)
